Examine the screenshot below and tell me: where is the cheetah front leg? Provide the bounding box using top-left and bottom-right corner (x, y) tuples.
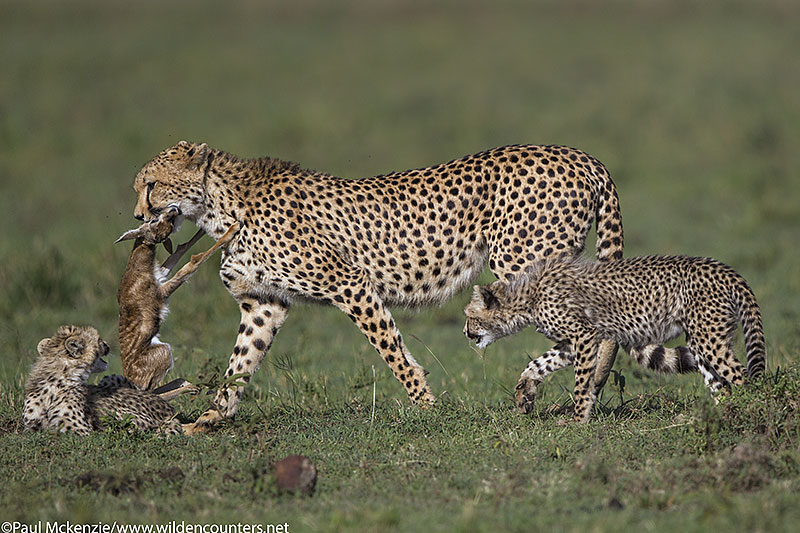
(184, 295), (289, 435)
(515, 343), (574, 414)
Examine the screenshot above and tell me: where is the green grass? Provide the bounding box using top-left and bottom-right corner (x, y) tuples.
(1, 0), (800, 530)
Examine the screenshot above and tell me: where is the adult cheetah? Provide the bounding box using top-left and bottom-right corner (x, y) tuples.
(130, 141), (624, 432)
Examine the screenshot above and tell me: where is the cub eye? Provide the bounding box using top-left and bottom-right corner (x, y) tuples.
(146, 182), (156, 195)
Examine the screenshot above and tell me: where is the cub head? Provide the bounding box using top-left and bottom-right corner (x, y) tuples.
(133, 141), (210, 222)
(36, 325), (110, 379)
(463, 281), (512, 349)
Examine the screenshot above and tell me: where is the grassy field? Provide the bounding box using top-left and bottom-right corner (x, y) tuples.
(1, 0), (799, 530)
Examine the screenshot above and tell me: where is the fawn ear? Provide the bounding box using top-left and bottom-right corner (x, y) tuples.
(186, 142), (209, 169)
(163, 237), (174, 254)
(37, 338), (50, 356)
(115, 227), (142, 244)
(65, 336), (85, 358)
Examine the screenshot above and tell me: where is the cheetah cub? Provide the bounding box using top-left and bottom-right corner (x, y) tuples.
(23, 325), (182, 435)
(116, 205), (239, 391)
(464, 255), (766, 422)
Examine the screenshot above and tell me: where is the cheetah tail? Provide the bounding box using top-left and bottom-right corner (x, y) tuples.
(593, 173), (624, 262)
(738, 284), (766, 379)
(629, 345), (698, 374)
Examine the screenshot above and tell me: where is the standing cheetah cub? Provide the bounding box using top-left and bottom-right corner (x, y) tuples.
(464, 255), (766, 422)
(22, 325), (182, 435)
(116, 205), (239, 391)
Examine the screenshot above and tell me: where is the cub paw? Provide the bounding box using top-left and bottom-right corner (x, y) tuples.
(182, 409), (223, 436)
(515, 378), (539, 415)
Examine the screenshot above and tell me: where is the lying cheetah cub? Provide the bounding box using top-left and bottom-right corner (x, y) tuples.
(22, 325), (182, 435)
(464, 255), (766, 422)
(116, 205), (239, 390)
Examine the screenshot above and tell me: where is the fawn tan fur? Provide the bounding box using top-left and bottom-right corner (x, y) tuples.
(116, 206), (240, 390)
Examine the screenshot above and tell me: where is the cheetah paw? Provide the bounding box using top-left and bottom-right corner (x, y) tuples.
(415, 388), (437, 408)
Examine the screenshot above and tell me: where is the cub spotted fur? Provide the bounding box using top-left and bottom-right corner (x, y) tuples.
(464, 255), (766, 422)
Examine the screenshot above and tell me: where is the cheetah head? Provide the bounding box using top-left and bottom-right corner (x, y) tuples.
(37, 325), (110, 381)
(463, 281), (512, 349)
(133, 141), (210, 223)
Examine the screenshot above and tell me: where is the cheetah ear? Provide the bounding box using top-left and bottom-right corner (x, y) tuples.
(65, 336), (85, 358)
(185, 142), (210, 169)
(37, 338), (51, 356)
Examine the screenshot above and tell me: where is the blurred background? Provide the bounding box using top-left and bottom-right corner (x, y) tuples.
(1, 0), (798, 404)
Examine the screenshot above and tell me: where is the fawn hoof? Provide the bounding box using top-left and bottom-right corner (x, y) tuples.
(164, 204), (181, 219)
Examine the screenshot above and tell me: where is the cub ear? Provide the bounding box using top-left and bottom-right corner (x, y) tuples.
(488, 280), (508, 299)
(473, 284), (500, 311)
(65, 336), (85, 358)
(185, 142), (210, 169)
(37, 338), (50, 356)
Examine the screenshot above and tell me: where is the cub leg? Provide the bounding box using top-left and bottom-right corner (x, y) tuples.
(515, 339), (617, 415)
(593, 339), (619, 392)
(693, 337), (744, 397)
(571, 329), (600, 423)
(515, 343), (574, 414)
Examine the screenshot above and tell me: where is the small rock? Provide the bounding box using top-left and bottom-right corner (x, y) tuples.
(274, 455), (317, 496)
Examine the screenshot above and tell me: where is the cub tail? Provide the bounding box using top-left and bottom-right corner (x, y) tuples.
(737, 282), (766, 379)
(629, 345), (698, 374)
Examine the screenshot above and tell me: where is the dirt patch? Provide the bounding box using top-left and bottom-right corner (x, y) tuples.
(0, 416), (21, 436)
(74, 466), (185, 496)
